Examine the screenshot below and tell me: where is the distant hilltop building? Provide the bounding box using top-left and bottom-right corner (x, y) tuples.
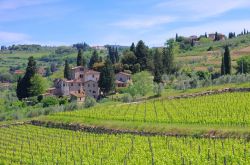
(208, 33), (226, 41)
(91, 46), (107, 51)
(47, 66), (132, 103)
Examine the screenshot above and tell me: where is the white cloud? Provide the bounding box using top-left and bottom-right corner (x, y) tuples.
(111, 16), (176, 29)
(156, 0), (250, 19)
(0, 31), (30, 44)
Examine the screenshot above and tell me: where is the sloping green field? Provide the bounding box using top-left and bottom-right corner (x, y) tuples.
(37, 92), (250, 136)
(0, 125), (249, 165)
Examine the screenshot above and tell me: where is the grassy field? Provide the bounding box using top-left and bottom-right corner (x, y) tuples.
(0, 125), (249, 165)
(36, 92), (250, 137)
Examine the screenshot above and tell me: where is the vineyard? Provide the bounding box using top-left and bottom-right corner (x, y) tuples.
(0, 125), (249, 165)
(44, 92), (250, 127)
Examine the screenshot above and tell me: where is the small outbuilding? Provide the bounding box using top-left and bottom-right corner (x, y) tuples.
(70, 90), (86, 104)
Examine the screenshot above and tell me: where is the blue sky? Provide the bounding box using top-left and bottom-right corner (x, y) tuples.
(0, 0), (250, 46)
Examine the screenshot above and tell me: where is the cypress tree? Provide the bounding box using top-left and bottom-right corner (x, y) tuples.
(175, 33), (178, 41)
(153, 49), (163, 83)
(130, 43), (136, 53)
(221, 56), (225, 75)
(163, 40), (175, 74)
(82, 56), (87, 67)
(77, 49), (83, 66)
(214, 32), (219, 41)
(98, 58), (115, 96)
(64, 60), (70, 80)
(16, 77), (25, 100)
(108, 47), (116, 64)
(115, 47), (119, 63)
(89, 50), (99, 69)
(224, 46), (231, 74)
(16, 56), (37, 100)
(205, 32), (208, 38)
(135, 40), (148, 70)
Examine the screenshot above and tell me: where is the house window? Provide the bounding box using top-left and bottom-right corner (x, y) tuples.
(80, 68), (84, 71)
(80, 74), (83, 78)
(120, 78), (122, 81)
(80, 97), (81, 101)
(79, 83), (81, 86)
(93, 91), (96, 94)
(92, 74), (94, 78)
(88, 84), (90, 87)
(82, 83), (84, 86)
(63, 84), (65, 87)
(78, 90), (81, 93)
(93, 84), (95, 87)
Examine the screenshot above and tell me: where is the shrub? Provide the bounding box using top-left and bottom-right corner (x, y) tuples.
(64, 102), (78, 111)
(236, 56), (250, 74)
(84, 96), (97, 108)
(37, 95), (43, 102)
(42, 96), (59, 107)
(121, 93), (133, 103)
(59, 97), (68, 105)
(153, 83), (164, 97)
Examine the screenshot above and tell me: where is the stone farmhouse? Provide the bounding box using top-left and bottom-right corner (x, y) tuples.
(115, 72), (132, 88)
(53, 66), (100, 100)
(48, 66), (132, 102)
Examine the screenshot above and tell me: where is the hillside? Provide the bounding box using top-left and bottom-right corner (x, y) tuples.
(34, 91), (250, 138)
(177, 34), (250, 73)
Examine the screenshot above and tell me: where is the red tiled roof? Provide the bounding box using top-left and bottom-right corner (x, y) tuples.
(84, 79), (98, 83)
(70, 91), (85, 98)
(85, 70), (100, 74)
(14, 70), (24, 74)
(115, 80), (127, 84)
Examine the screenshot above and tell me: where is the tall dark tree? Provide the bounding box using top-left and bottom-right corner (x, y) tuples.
(135, 40), (148, 70)
(98, 58), (115, 96)
(64, 60), (70, 80)
(163, 40), (175, 74)
(175, 33), (178, 41)
(205, 32), (208, 38)
(82, 56), (87, 67)
(221, 46), (231, 75)
(191, 39), (195, 47)
(89, 50), (99, 69)
(16, 77), (25, 100)
(115, 47), (119, 62)
(214, 32), (219, 41)
(130, 43), (136, 53)
(16, 56), (37, 100)
(108, 47), (116, 64)
(221, 56), (225, 75)
(224, 46), (231, 75)
(77, 49), (83, 66)
(153, 49), (163, 83)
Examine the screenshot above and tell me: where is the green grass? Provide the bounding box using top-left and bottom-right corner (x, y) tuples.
(36, 92), (250, 137)
(0, 125), (249, 164)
